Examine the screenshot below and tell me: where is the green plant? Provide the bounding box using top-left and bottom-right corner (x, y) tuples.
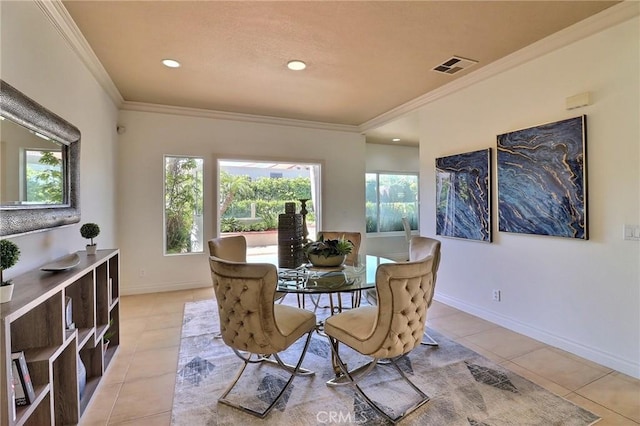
(0, 239), (21, 286)
(165, 157), (203, 254)
(80, 223), (100, 246)
(220, 217), (240, 233)
(103, 319), (115, 342)
(304, 237), (353, 258)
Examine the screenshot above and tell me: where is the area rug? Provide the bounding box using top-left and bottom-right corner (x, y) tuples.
(171, 299), (600, 425)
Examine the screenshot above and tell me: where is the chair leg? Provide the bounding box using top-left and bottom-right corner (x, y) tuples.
(351, 290), (362, 309)
(325, 336), (430, 424)
(272, 353), (315, 376)
(420, 331), (438, 346)
(218, 330), (315, 418)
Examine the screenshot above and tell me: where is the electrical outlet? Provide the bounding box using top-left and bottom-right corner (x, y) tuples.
(492, 289), (501, 302)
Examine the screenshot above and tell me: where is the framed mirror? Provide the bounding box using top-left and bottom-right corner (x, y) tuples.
(1, 80), (81, 236)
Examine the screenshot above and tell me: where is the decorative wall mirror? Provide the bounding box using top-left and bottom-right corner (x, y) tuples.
(0, 80), (81, 236)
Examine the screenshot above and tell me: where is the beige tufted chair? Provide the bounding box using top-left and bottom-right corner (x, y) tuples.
(208, 235), (247, 262)
(209, 235), (286, 302)
(366, 236), (442, 346)
(324, 256), (434, 423)
(209, 256), (317, 418)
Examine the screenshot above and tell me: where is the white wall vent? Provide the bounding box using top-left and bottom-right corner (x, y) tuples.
(433, 56), (478, 75)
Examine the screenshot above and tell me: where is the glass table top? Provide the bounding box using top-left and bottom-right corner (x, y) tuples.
(254, 254), (394, 294)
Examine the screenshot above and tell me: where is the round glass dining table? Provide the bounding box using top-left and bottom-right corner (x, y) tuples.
(249, 254), (394, 313)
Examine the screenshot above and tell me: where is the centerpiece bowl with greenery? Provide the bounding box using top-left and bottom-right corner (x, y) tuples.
(0, 239), (21, 303)
(80, 223), (100, 255)
(304, 236), (353, 268)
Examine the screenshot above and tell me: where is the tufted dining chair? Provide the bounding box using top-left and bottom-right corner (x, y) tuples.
(366, 235), (442, 346)
(209, 255), (317, 418)
(209, 235), (286, 303)
(323, 256), (435, 423)
(208, 235), (247, 262)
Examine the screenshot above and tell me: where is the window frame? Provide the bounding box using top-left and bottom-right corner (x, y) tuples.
(216, 157), (323, 240)
(163, 155), (205, 256)
(23, 148), (65, 204)
(366, 171), (419, 236)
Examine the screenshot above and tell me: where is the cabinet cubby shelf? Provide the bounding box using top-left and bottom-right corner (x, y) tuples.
(13, 383), (49, 426)
(79, 377), (101, 415)
(77, 328), (95, 350)
(1, 249), (120, 426)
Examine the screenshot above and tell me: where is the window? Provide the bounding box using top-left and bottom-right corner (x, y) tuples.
(24, 149), (64, 204)
(164, 156), (204, 255)
(366, 172), (418, 233)
(218, 159), (322, 254)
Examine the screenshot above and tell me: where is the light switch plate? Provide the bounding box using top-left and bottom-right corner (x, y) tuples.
(623, 225), (640, 241)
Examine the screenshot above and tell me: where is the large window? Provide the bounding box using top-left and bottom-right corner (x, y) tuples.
(164, 156), (204, 255)
(218, 160), (322, 253)
(366, 172), (418, 233)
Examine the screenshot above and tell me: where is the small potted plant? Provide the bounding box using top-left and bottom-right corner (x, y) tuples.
(0, 239), (21, 303)
(80, 223), (100, 255)
(304, 236), (353, 267)
(103, 319), (115, 353)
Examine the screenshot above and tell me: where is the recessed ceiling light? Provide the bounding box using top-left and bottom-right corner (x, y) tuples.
(392, 138), (401, 142)
(162, 59), (181, 68)
(287, 60), (306, 71)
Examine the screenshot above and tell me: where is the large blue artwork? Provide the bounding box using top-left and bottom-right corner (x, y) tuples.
(497, 115), (587, 239)
(436, 149), (491, 242)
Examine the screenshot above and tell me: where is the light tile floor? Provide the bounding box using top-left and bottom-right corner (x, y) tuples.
(80, 288), (640, 425)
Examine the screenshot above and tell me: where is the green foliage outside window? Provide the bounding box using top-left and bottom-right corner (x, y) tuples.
(366, 173), (419, 233)
(219, 173), (313, 232)
(165, 157), (204, 254)
(26, 150), (63, 204)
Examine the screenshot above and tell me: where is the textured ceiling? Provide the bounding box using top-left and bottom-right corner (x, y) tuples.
(62, 1), (618, 145)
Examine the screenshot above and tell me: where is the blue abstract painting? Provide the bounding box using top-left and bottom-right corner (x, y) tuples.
(497, 116), (587, 239)
(436, 149), (491, 242)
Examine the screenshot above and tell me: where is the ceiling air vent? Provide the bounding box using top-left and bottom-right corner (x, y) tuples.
(433, 56), (478, 75)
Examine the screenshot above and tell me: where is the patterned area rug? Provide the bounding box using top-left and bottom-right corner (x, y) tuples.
(171, 299), (600, 425)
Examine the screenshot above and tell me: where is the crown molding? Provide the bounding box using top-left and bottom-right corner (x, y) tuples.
(36, 0), (637, 133)
(35, 0), (358, 133)
(120, 101), (361, 133)
(35, 0), (124, 107)
(360, 1), (640, 133)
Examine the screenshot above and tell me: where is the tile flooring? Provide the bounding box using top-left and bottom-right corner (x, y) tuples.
(79, 288), (640, 425)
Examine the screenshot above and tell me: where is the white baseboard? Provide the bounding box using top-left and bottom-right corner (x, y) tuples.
(435, 293), (640, 380)
(121, 280), (210, 296)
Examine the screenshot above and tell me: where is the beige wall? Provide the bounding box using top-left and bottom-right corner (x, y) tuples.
(417, 16), (639, 377)
(0, 1), (119, 278)
(116, 109), (365, 294)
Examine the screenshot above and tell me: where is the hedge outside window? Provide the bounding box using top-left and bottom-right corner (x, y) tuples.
(366, 172), (418, 233)
(164, 156), (204, 255)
